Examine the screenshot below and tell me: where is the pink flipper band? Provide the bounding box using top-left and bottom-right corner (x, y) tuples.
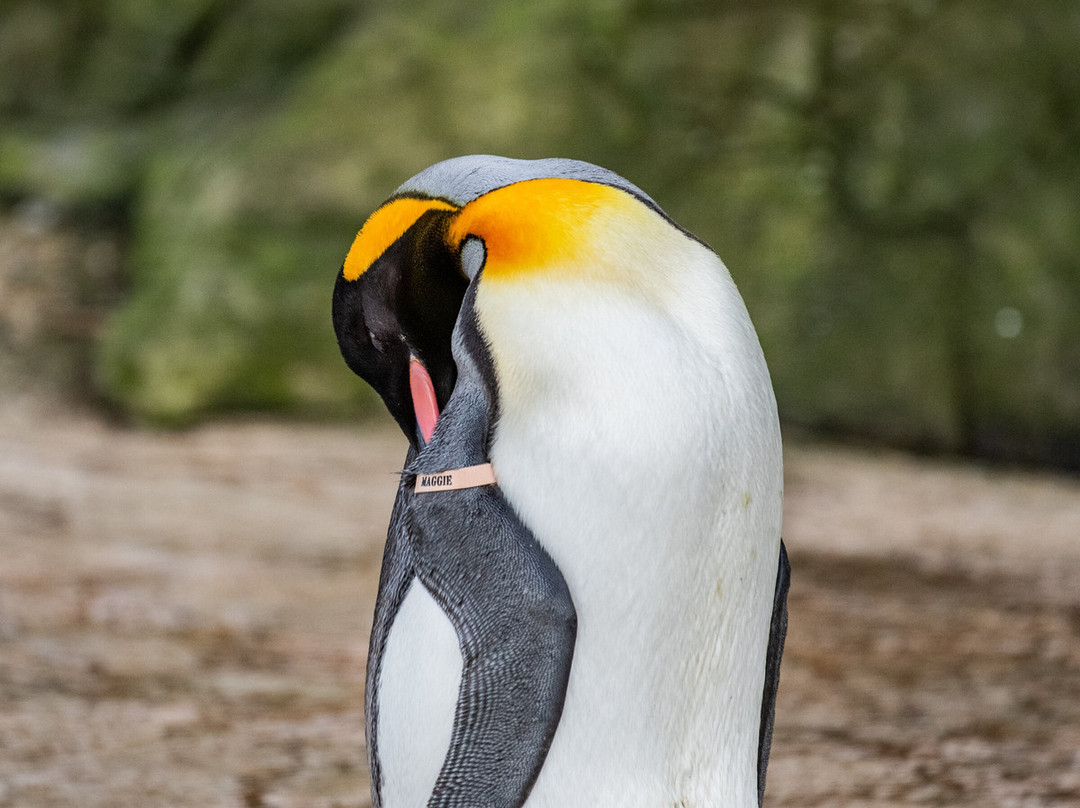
(415, 463), (497, 493)
(409, 357), (439, 444)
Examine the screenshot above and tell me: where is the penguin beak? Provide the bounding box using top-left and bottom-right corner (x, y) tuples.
(409, 355), (440, 445)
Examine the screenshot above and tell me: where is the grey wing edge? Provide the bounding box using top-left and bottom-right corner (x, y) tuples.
(411, 483), (577, 808)
(364, 470), (420, 807)
(756, 538), (790, 806)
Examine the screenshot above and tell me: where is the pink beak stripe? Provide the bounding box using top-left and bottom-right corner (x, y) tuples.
(409, 357), (440, 444)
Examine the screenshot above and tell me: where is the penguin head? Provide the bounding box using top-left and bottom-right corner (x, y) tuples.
(332, 195), (467, 446)
(332, 155), (698, 446)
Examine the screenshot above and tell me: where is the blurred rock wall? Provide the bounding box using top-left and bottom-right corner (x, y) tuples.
(1, 0), (1077, 466)
(0, 200), (127, 405)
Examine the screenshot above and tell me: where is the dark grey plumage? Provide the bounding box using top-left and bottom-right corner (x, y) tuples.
(757, 542), (790, 806)
(365, 280), (576, 808)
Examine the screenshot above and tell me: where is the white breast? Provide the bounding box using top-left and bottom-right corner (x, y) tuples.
(477, 240), (783, 808)
(377, 578), (463, 808)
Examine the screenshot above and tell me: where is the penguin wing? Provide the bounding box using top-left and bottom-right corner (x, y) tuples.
(404, 476), (577, 808)
(757, 538), (791, 806)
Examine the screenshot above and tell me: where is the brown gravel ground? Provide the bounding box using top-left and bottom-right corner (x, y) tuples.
(0, 404), (1078, 808)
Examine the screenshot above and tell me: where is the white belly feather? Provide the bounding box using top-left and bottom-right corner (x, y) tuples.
(478, 246), (783, 808)
(378, 578), (463, 808)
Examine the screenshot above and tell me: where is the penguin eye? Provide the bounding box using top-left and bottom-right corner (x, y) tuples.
(368, 329), (407, 356)
(368, 329), (391, 355)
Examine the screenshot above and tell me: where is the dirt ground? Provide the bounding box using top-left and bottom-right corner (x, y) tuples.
(0, 403), (1078, 808)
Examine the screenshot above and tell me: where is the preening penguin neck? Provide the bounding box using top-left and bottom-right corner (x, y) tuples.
(471, 196), (783, 808)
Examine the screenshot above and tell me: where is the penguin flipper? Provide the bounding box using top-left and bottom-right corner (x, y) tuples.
(757, 538), (791, 806)
(405, 480), (577, 808)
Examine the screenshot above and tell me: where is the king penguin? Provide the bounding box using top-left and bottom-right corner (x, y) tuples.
(332, 156), (790, 808)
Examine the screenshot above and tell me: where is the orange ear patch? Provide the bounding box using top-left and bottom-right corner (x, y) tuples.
(343, 197), (458, 281)
(446, 178), (634, 278)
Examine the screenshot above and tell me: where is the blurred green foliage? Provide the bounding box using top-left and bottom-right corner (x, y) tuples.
(1, 0), (1077, 464)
